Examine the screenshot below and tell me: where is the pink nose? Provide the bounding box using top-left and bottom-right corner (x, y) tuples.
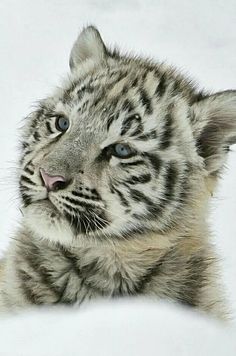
(40, 168), (66, 191)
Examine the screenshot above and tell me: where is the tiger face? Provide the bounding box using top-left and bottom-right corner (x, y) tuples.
(19, 26), (236, 246)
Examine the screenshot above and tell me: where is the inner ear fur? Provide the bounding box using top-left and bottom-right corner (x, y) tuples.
(191, 90), (236, 175)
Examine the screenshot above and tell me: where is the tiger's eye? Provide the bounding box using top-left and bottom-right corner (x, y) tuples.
(55, 116), (70, 132)
(113, 143), (135, 158)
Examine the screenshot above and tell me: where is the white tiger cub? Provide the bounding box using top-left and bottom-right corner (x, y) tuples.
(0, 26), (235, 318)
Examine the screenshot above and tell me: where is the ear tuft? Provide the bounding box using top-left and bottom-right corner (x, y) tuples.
(69, 26), (107, 70)
(191, 90), (236, 174)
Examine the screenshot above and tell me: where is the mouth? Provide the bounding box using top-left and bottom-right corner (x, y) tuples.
(25, 194), (109, 236)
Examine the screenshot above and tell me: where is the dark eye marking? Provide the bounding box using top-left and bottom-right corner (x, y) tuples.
(120, 160), (146, 167)
(139, 88), (153, 115)
(46, 121), (53, 134)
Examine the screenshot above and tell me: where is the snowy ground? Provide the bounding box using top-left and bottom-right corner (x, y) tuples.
(0, 1), (236, 354)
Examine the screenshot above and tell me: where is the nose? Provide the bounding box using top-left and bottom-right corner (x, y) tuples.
(40, 168), (68, 191)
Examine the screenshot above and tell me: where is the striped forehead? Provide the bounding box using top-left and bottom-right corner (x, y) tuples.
(55, 65), (192, 153)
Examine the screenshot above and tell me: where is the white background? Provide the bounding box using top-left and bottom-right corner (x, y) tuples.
(0, 1), (235, 354)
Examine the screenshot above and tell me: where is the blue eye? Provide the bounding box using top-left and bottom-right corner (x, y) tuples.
(55, 116), (70, 132)
(112, 143), (135, 158)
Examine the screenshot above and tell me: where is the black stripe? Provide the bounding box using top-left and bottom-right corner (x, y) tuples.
(46, 121), (53, 134)
(122, 99), (134, 113)
(131, 77), (138, 87)
(133, 260), (163, 293)
(33, 131), (40, 141)
(121, 114), (143, 137)
(22, 141), (29, 149)
(112, 186), (130, 207)
(77, 83), (95, 100)
(125, 174), (151, 185)
(21, 192), (32, 207)
(77, 85), (86, 101)
(78, 100), (89, 114)
(130, 189), (162, 217)
(141, 70), (149, 82)
(93, 92), (104, 107)
(17, 269), (42, 305)
(177, 254), (208, 307)
(139, 88), (153, 115)
(122, 85), (129, 95)
(71, 190), (100, 201)
(130, 189), (153, 206)
(164, 164), (178, 202)
(155, 74), (167, 97)
(20, 243), (61, 300)
(62, 81), (78, 103)
(160, 113), (173, 149)
(20, 175), (36, 186)
(106, 113), (118, 132)
(145, 153), (162, 176)
(121, 116), (133, 136)
(63, 196), (96, 209)
(24, 166), (34, 175)
(120, 160), (146, 167)
(24, 150), (32, 156)
(64, 210), (108, 234)
(137, 130), (157, 141)
(30, 108), (44, 129)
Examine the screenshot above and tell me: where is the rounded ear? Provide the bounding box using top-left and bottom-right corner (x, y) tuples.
(191, 90), (236, 175)
(69, 26), (108, 70)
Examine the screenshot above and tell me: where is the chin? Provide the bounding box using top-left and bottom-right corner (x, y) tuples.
(22, 200), (76, 247)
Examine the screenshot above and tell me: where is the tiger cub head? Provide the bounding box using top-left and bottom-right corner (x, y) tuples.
(20, 26), (236, 246)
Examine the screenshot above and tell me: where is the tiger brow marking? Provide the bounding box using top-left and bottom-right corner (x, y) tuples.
(155, 73), (167, 97)
(139, 88), (153, 115)
(62, 81), (79, 104)
(122, 99), (134, 113)
(121, 114), (143, 136)
(136, 130), (157, 141)
(106, 112), (119, 132)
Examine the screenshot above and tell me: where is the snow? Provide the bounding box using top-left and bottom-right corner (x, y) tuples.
(0, 0), (236, 354)
(0, 299), (236, 356)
